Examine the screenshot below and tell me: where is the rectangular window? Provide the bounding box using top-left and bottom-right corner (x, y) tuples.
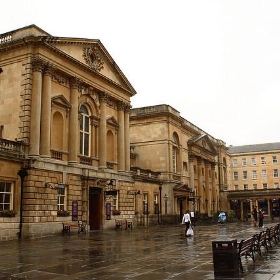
(262, 170), (267, 179)
(233, 172), (238, 180)
(252, 170), (257, 180)
(234, 185), (239, 190)
(251, 158), (256, 166)
(112, 194), (118, 210)
(172, 147), (177, 173)
(263, 183), (268, 189)
(253, 184), (257, 190)
(0, 181), (12, 210)
(243, 171), (248, 179)
(273, 156), (278, 163)
(232, 159), (238, 167)
(242, 158), (247, 166)
(0, 125), (3, 138)
(57, 186), (66, 211)
(243, 184), (248, 190)
(143, 193), (148, 214)
(274, 183), (279, 189)
(261, 157), (266, 165)
(154, 194), (159, 214)
(273, 169), (279, 178)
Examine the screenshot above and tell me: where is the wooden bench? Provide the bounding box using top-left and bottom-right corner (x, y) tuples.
(62, 220), (87, 235)
(115, 219), (133, 230)
(115, 219), (127, 230)
(266, 226), (278, 248)
(238, 237), (255, 272)
(253, 231), (268, 256)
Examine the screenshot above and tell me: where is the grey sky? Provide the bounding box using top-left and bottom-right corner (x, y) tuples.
(1, 0), (280, 146)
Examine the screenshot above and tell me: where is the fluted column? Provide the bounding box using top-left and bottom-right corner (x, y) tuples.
(197, 157), (203, 200)
(29, 58), (44, 157)
(40, 64), (53, 157)
(68, 77), (79, 164)
(117, 101), (125, 171)
(124, 104), (130, 171)
(99, 93), (107, 168)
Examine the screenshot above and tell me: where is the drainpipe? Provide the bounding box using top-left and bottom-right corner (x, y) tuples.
(17, 167), (28, 239)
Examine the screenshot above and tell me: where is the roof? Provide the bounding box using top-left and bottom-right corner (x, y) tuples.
(227, 142), (280, 154)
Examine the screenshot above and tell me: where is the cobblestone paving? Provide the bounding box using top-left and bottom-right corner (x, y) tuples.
(0, 221), (280, 279)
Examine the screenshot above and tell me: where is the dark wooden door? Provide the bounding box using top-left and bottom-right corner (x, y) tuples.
(89, 188), (102, 230)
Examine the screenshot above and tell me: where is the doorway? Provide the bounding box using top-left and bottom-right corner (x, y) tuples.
(89, 187), (103, 230)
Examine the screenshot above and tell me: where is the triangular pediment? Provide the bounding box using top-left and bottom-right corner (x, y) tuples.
(45, 38), (136, 97)
(51, 95), (72, 110)
(107, 116), (119, 128)
(188, 134), (217, 158)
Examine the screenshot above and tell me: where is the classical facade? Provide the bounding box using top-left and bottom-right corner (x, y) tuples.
(227, 143), (280, 220)
(0, 24), (146, 240)
(130, 105), (229, 218)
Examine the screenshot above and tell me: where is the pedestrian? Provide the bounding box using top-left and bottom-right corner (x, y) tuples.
(258, 208), (264, 228)
(252, 206), (258, 227)
(182, 210), (191, 236)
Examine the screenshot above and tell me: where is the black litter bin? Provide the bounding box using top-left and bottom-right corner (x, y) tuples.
(212, 239), (239, 277)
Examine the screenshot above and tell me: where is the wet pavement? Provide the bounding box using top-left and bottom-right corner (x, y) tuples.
(1, 221), (280, 279)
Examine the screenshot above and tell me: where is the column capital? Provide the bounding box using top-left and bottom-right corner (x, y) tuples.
(99, 92), (109, 103)
(32, 57), (45, 72)
(70, 77), (82, 91)
(44, 63), (55, 76)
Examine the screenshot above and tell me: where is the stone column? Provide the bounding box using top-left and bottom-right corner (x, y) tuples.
(117, 101), (125, 171)
(205, 161), (210, 214)
(211, 162), (216, 202)
(189, 154), (195, 191)
(29, 58), (44, 157)
(99, 93), (107, 168)
(197, 157), (202, 200)
(124, 104), (130, 171)
(40, 64), (53, 158)
(68, 77), (79, 164)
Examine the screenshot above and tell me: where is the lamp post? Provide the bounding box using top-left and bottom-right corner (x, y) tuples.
(164, 194), (168, 214)
(17, 167), (28, 239)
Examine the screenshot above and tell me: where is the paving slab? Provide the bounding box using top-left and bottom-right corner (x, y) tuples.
(0, 221), (280, 279)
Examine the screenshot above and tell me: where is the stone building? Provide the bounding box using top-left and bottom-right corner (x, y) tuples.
(227, 143), (280, 220)
(0, 24), (145, 240)
(130, 105), (229, 218)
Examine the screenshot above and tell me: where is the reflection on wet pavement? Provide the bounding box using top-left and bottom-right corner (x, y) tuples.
(0, 222), (280, 279)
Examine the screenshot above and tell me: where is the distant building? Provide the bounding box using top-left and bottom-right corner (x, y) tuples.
(227, 143), (280, 220)
(130, 105), (229, 217)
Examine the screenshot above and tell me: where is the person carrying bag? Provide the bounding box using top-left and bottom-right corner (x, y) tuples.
(182, 210), (193, 236)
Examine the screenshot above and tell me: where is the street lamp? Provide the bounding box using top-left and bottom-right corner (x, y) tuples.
(164, 194), (168, 214)
(159, 184), (162, 224)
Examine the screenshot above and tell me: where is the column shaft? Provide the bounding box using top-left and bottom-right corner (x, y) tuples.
(117, 102), (125, 171)
(68, 78), (79, 163)
(40, 66), (52, 157)
(29, 60), (43, 157)
(99, 93), (107, 168)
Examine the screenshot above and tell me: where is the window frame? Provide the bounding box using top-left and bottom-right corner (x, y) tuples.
(0, 181), (13, 210)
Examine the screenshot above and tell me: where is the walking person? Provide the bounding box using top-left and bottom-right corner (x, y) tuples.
(258, 208), (264, 228)
(182, 210), (191, 236)
(252, 206), (258, 227)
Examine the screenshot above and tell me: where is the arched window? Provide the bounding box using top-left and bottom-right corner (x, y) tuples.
(80, 105), (90, 156)
(172, 132), (180, 173)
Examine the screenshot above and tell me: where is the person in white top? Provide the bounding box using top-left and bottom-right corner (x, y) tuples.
(182, 210), (191, 235)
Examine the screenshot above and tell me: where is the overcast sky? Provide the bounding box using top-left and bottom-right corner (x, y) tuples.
(1, 0), (280, 146)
